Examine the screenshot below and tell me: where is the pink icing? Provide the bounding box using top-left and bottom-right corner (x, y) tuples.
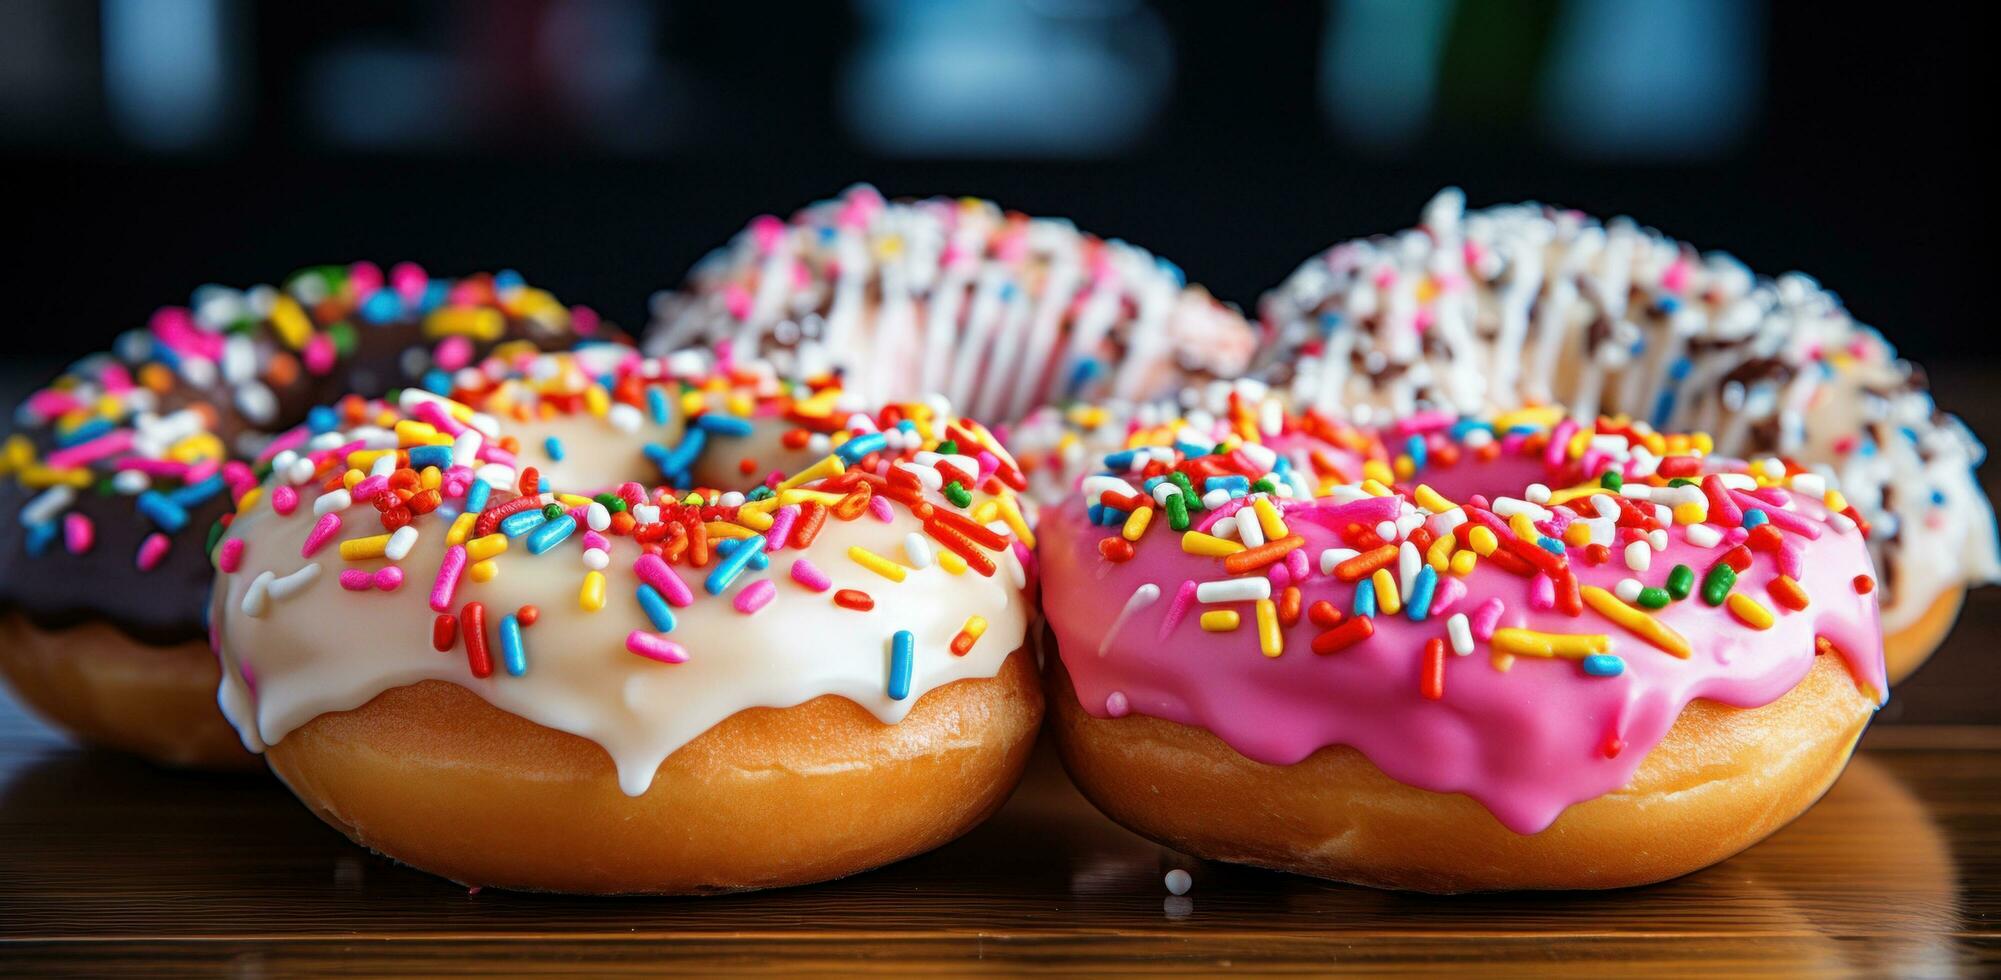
(1045, 467), (1886, 836)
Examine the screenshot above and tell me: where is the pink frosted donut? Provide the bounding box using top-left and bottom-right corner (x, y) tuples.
(1040, 398), (1886, 892)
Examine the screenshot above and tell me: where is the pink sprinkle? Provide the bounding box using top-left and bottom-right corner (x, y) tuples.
(1285, 547), (1310, 583)
(303, 334), (336, 376)
(634, 553), (694, 607)
(272, 485), (299, 516)
(1470, 597), (1505, 642)
(616, 482), (646, 508)
(135, 532), (170, 571)
(302, 513), (341, 557)
(1701, 475), (1743, 525)
(62, 514), (94, 555)
(766, 506), (799, 553)
(723, 283), (754, 320)
(626, 631), (688, 664)
(581, 530), (610, 552)
(339, 569), (375, 591)
(24, 389), (80, 421)
(1157, 580), (1198, 640)
(1546, 419), (1579, 469)
(790, 557), (831, 592)
(1661, 257), (1691, 293)
(434, 335), (474, 372)
(868, 496), (894, 522)
(348, 260), (384, 297)
(1429, 574), (1467, 615)
(1528, 572), (1556, 610)
(572, 305), (600, 337)
(44, 430), (134, 470)
(1105, 691), (1131, 718)
(975, 450), (999, 482)
(749, 214), (785, 253)
(1267, 564), (1292, 590)
(374, 567), (405, 591)
(391, 261), (428, 300)
(223, 460), (258, 498)
(734, 578), (777, 614)
(1731, 489), (1822, 539)
(1779, 538), (1805, 580)
(217, 538), (245, 573)
(1722, 526), (1750, 547)
(350, 475), (390, 501)
(431, 545), (467, 612)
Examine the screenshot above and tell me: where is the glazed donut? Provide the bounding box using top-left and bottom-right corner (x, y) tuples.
(208, 360), (1041, 894)
(1039, 393), (1885, 892)
(1254, 190), (1993, 683)
(0, 265), (613, 767)
(644, 184), (1257, 422)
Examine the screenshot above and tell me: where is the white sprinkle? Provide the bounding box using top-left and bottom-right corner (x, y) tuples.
(1374, 520), (1397, 543)
(1164, 869), (1193, 896)
(266, 562), (321, 600)
(1320, 548), (1360, 575)
(1648, 528), (1669, 552)
(1447, 613), (1473, 656)
(583, 547), (610, 570)
(112, 470), (150, 494)
(451, 431), (484, 468)
(1830, 513), (1858, 534)
(240, 571), (275, 618)
(313, 489), (352, 517)
(586, 502), (611, 532)
(1685, 523), (1723, 548)
(1196, 578), (1271, 603)
(369, 453), (398, 478)
(1789, 473), (1826, 497)
(476, 464), (517, 490)
(1620, 484), (1653, 501)
(1238, 509), (1267, 548)
(1624, 540), (1651, 572)
(1525, 483), (1552, 504)
(1100, 584), (1162, 657)
(606, 403), (643, 434)
(385, 526), (419, 561)
(1398, 541), (1421, 597)
(1615, 578), (1643, 603)
(21, 486), (75, 526)
(1201, 489), (1231, 510)
(1212, 515), (1240, 541)
(1592, 495), (1622, 520)
(903, 532), (935, 570)
(632, 504), (660, 525)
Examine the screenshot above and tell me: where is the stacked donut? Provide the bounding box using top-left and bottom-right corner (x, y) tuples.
(0, 187), (1983, 896)
(0, 264), (610, 767)
(1255, 190), (1995, 681)
(646, 184), (1257, 421)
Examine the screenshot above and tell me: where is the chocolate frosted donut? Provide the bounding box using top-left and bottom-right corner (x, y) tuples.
(0, 263), (619, 766)
(644, 185), (1257, 423)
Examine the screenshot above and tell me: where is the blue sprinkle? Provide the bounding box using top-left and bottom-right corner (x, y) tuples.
(1537, 536), (1566, 556)
(888, 630), (914, 700)
(307, 405), (338, 434)
(137, 491), (188, 532)
(360, 289), (404, 324)
(635, 584), (677, 632)
(407, 446), (452, 470)
(465, 480), (491, 514)
(1582, 654), (1625, 677)
(1099, 507), (1130, 528)
(1205, 475), (1250, 493)
(694, 414), (754, 437)
(499, 510), (547, 538)
(715, 536), (769, 570)
(417, 280), (449, 312)
(1449, 419), (1495, 441)
(1173, 441), (1211, 458)
(1650, 387), (1678, 429)
(646, 387), (671, 426)
(526, 514), (576, 554)
(1404, 434), (1427, 471)
(422, 369), (452, 395)
(1406, 566), (1437, 622)
(895, 419), (917, 434)
(1354, 578), (1377, 618)
(1103, 449), (1137, 470)
(25, 522), (56, 556)
(1668, 356), (1693, 381)
(1932, 489), (1948, 506)
(1087, 503), (1106, 525)
(168, 474), (226, 508)
(55, 418), (112, 447)
(1742, 508), (1768, 529)
(495, 269), (526, 293)
(499, 614), (527, 676)
(538, 475), (550, 493)
(835, 432), (887, 464)
(1318, 311), (1342, 335)
(544, 436), (565, 462)
(704, 532), (768, 594)
(1657, 296), (1681, 314)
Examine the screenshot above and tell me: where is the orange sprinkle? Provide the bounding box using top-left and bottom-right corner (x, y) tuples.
(1306, 599), (1343, 628)
(516, 604), (540, 626)
(1767, 575), (1810, 611)
(793, 502), (828, 547)
(1277, 585), (1302, 628)
(1853, 575), (1875, 595)
(1334, 545), (1398, 582)
(1222, 534), (1305, 575)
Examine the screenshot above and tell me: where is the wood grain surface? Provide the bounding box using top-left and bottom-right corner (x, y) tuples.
(1, 681), (1996, 976)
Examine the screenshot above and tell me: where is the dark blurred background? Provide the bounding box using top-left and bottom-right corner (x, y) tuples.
(0, 0), (1990, 718)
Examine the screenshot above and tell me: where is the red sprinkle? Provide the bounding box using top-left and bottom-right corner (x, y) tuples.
(1306, 600), (1344, 629)
(833, 589), (875, 611)
(432, 614), (456, 652)
(1277, 585), (1302, 628)
(1311, 615), (1374, 655)
(462, 602), (492, 678)
(1420, 638), (1446, 701)
(1099, 537), (1135, 562)
(1853, 574), (1875, 595)
(517, 604), (540, 627)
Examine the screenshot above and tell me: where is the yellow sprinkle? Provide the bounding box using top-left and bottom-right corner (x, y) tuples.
(1450, 550), (1478, 577)
(580, 570), (606, 611)
(1122, 506), (1154, 542)
(1393, 455), (1416, 480)
(1252, 496), (1289, 540)
(960, 615), (988, 640)
(1566, 428), (1593, 460)
(777, 488), (846, 506)
(1545, 484), (1603, 507)
(970, 499), (1000, 524)
(1362, 460), (1394, 486)
(1414, 484), (1458, 513)
(1562, 521), (1593, 547)
(1825, 489), (1849, 514)
(1492, 406), (1565, 432)
(848, 545), (907, 582)
(445, 512), (477, 547)
(1199, 610), (1241, 632)
(269, 294), (313, 349)
(1426, 532), (1456, 572)
(419, 466), (442, 490)
(465, 533), (508, 562)
(937, 550), (968, 575)
(1491, 628), (1610, 660)
(394, 420), (440, 445)
(1691, 432), (1714, 455)
(235, 486), (264, 515)
(1468, 525), (1498, 556)
(777, 455), (845, 491)
(705, 521), (756, 540)
(1360, 479), (1395, 498)
(737, 496), (780, 515)
(1508, 511), (1540, 543)
(995, 494), (1036, 549)
(1255, 598), (1283, 657)
(1672, 502), (1707, 525)
(555, 493), (594, 507)
(469, 558), (499, 583)
(1727, 593), (1775, 630)
(339, 534), (391, 561)
(1581, 585), (1692, 658)
(584, 385), (610, 418)
(1370, 567), (1402, 615)
(424, 306), (506, 342)
(1181, 531), (1245, 557)
(736, 507), (775, 531)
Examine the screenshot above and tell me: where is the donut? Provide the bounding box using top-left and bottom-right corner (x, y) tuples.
(0, 264), (614, 768)
(644, 184), (1257, 422)
(1255, 189), (1994, 682)
(1038, 392), (1885, 892)
(207, 358), (1041, 894)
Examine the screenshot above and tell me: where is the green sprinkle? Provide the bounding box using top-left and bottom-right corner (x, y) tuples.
(936, 440), (958, 456)
(1600, 470), (1622, 491)
(204, 519), (227, 560)
(327, 321), (359, 357)
(1701, 563), (1737, 607)
(1668, 478), (1695, 488)
(1168, 472), (1199, 508)
(1166, 493), (1190, 531)
(745, 485), (774, 502)
(1637, 586), (1672, 609)
(1666, 564), (1695, 600)
(542, 502), (565, 520)
(944, 481), (972, 508)
(1251, 478), (1277, 495)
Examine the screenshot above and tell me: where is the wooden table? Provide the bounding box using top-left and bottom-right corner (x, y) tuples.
(0, 683), (1995, 976)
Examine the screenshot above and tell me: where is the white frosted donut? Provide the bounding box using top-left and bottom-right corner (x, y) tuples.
(1256, 190), (1995, 681)
(209, 353), (1041, 893)
(644, 184), (1257, 423)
